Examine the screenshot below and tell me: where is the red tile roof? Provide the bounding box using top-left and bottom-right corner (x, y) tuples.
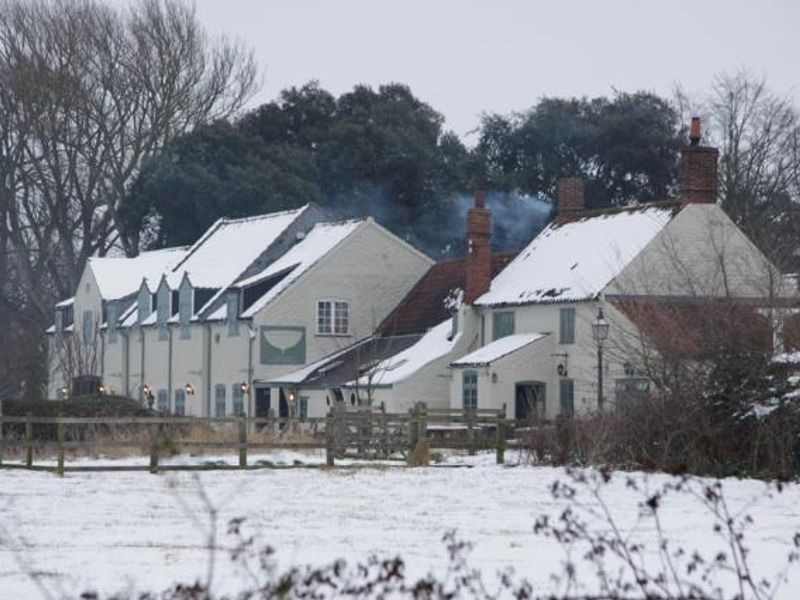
(378, 253), (517, 336)
(612, 298), (771, 359)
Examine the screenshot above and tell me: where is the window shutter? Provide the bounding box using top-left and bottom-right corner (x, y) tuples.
(559, 379), (574, 417)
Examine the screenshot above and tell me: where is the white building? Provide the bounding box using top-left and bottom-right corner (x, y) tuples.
(47, 204), (433, 418)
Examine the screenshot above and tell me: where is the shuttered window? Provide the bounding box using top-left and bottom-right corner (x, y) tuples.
(232, 385), (245, 416)
(559, 308), (576, 344)
(559, 379), (574, 417)
(157, 389), (169, 413)
(462, 370), (478, 411)
(215, 384), (226, 417)
(492, 311), (515, 341)
(174, 389), (186, 416)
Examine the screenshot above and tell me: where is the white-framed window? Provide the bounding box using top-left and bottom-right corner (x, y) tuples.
(462, 370), (478, 411)
(559, 308), (576, 344)
(157, 389), (169, 413)
(215, 384), (226, 417)
(316, 299), (350, 335)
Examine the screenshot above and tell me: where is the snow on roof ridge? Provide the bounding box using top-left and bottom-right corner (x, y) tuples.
(451, 333), (549, 367)
(217, 204), (309, 226)
(169, 205), (309, 276)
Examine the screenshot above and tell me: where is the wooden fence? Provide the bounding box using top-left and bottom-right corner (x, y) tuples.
(0, 402), (509, 474)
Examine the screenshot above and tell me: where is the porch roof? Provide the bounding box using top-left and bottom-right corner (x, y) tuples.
(450, 333), (549, 368)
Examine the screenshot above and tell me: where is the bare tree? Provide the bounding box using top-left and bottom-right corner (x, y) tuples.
(0, 0), (258, 396)
(676, 70), (800, 269)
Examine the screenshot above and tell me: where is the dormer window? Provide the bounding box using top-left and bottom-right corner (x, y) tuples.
(137, 283), (153, 325)
(156, 280), (170, 341)
(227, 291), (240, 336)
(317, 299), (349, 335)
(179, 278), (193, 339)
(107, 301), (118, 344)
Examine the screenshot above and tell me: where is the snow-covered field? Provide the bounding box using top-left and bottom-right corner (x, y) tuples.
(1, 451), (799, 598)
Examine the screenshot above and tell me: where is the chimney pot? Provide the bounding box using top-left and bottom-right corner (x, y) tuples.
(557, 177), (584, 214)
(689, 116), (702, 146)
(474, 189), (486, 209)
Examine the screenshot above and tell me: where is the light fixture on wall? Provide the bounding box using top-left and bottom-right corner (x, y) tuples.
(60, 385), (69, 399)
(240, 382), (249, 395)
(491, 372), (498, 383)
(553, 352), (569, 378)
(185, 383), (195, 395)
(592, 307), (610, 411)
(98, 385), (106, 395)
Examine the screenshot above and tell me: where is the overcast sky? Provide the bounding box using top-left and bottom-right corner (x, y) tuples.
(189, 1), (799, 141)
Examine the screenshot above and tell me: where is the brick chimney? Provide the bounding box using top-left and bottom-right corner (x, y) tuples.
(679, 117), (718, 204)
(557, 177), (584, 214)
(465, 189), (491, 304)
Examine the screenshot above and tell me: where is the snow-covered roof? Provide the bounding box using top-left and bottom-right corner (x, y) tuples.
(89, 246), (187, 301)
(476, 206), (679, 306)
(450, 333), (548, 367)
(55, 297), (74, 308)
(167, 206), (309, 290)
(241, 219), (364, 318)
(267, 341), (370, 386)
(353, 318), (460, 386)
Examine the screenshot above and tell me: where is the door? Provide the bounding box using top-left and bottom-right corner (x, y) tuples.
(279, 388), (289, 419)
(255, 387), (271, 418)
(515, 382), (546, 422)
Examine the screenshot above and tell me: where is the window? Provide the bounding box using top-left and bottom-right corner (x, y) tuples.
(82, 311), (94, 345)
(215, 384), (226, 417)
(492, 311), (515, 341)
(157, 389), (169, 413)
(227, 292), (239, 337)
(232, 384), (245, 416)
(299, 397), (309, 420)
(559, 379), (574, 417)
(559, 308), (576, 344)
(615, 378), (650, 410)
(174, 389), (186, 416)
(462, 370), (478, 411)
(317, 300), (349, 335)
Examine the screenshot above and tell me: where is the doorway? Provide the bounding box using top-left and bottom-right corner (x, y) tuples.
(515, 381), (546, 422)
(255, 387), (271, 418)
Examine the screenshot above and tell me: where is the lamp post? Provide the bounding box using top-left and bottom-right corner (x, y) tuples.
(591, 307), (610, 411)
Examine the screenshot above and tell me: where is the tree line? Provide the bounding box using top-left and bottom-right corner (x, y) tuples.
(1, 0), (799, 398)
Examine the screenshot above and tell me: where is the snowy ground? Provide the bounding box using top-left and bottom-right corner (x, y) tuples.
(1, 451), (799, 598)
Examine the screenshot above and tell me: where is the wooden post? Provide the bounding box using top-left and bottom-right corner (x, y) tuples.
(238, 416), (247, 469)
(57, 419), (65, 476)
(467, 409), (476, 456)
(325, 410), (335, 467)
(149, 423), (159, 474)
(408, 405), (419, 452)
(496, 404), (507, 465)
(25, 411), (33, 468)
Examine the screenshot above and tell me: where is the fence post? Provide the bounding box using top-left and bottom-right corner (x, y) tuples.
(496, 404), (507, 465)
(325, 410), (335, 467)
(25, 411), (33, 468)
(418, 402), (428, 442)
(56, 418), (65, 476)
(149, 423), (159, 474)
(0, 399), (4, 467)
(467, 409), (476, 456)
(408, 405), (419, 452)
(238, 416), (247, 469)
